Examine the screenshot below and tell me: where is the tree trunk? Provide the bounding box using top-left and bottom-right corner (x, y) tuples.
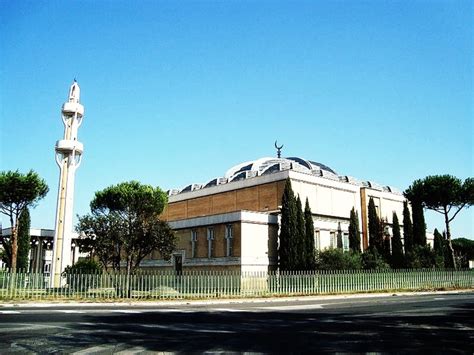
(126, 256), (132, 298)
(444, 208), (457, 270)
(10, 215), (18, 272)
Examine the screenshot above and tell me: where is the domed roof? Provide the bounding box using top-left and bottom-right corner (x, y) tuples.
(225, 156), (338, 181)
(169, 155), (401, 196)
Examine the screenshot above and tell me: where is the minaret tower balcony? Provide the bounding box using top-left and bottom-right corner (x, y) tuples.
(55, 140), (84, 155)
(62, 101), (84, 116)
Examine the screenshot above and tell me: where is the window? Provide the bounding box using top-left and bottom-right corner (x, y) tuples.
(330, 232), (336, 249)
(190, 230), (198, 258)
(314, 230), (321, 251)
(373, 198), (381, 217)
(207, 228), (214, 258)
(343, 233), (349, 252)
(225, 224), (233, 257)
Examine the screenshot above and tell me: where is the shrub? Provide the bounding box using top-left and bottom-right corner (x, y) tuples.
(406, 245), (437, 269)
(452, 238), (474, 269)
(315, 248), (363, 270)
(362, 248), (391, 270)
(63, 259), (102, 275)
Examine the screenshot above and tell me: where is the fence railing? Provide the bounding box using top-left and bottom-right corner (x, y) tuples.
(0, 269), (472, 300)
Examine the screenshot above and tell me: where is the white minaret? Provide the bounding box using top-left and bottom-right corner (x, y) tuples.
(50, 80), (84, 287)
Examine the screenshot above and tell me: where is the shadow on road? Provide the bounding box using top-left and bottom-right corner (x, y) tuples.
(61, 301), (474, 353)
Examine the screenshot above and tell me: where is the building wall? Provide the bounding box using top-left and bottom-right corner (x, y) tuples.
(288, 173), (363, 252)
(145, 222), (241, 271)
(144, 211), (278, 271)
(360, 188), (406, 249)
(291, 175), (360, 219)
(240, 222), (278, 273)
(313, 217), (351, 251)
(171, 222), (241, 259)
(163, 180), (286, 221)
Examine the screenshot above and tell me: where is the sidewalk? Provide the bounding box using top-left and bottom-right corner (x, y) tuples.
(1, 288), (472, 308)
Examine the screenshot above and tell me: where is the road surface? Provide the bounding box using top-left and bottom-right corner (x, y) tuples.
(0, 292), (473, 353)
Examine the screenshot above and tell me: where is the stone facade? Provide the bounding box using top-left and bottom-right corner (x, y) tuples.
(162, 180), (285, 220)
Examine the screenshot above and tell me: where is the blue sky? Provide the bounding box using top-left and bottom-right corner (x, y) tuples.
(1, 0), (472, 238)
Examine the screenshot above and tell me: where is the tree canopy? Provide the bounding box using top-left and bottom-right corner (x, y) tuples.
(77, 181), (176, 275)
(405, 175), (473, 269)
(0, 170), (48, 270)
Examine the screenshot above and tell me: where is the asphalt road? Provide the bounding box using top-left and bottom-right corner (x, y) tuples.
(0, 292), (473, 353)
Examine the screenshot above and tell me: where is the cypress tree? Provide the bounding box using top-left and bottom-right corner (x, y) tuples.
(336, 222), (343, 249)
(17, 208), (31, 271)
(278, 178), (297, 271)
(433, 228), (445, 268)
(391, 212), (404, 268)
(380, 217), (391, 262)
(442, 231), (454, 268)
(412, 200), (426, 246)
(348, 208), (361, 252)
(304, 198), (316, 270)
(368, 198), (381, 252)
(433, 228), (444, 257)
(403, 201), (414, 254)
(295, 195), (306, 270)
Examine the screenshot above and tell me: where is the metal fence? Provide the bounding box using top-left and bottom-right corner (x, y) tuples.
(0, 269), (472, 300)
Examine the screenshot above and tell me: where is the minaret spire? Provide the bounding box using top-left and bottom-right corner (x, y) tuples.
(50, 80), (85, 287)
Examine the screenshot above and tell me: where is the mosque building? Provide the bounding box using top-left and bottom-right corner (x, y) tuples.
(142, 153), (426, 273)
(0, 82), (433, 274)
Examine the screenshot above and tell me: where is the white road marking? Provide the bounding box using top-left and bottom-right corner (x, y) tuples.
(71, 345), (118, 354)
(115, 310), (142, 314)
(140, 323), (234, 333)
(150, 308), (195, 313)
(434, 297), (446, 300)
(0, 311), (20, 314)
(56, 310), (84, 314)
(0, 323), (67, 332)
(259, 304), (324, 310)
(213, 308), (247, 312)
(115, 346), (147, 354)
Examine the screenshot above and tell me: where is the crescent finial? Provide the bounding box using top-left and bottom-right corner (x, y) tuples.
(274, 140), (284, 158)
